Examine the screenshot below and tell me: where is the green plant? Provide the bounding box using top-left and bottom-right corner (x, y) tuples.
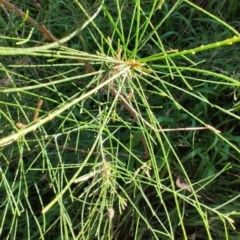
(0, 0), (240, 239)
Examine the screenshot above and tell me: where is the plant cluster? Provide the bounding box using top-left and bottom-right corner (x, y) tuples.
(0, 0), (240, 239)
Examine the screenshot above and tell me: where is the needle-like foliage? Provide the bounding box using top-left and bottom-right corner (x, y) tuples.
(0, 0), (240, 239)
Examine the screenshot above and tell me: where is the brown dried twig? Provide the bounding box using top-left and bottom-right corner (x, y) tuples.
(33, 99), (43, 122)
(109, 84), (221, 133)
(0, 0), (58, 42)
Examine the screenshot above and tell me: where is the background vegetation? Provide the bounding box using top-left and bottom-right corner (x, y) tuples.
(0, 0), (240, 239)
